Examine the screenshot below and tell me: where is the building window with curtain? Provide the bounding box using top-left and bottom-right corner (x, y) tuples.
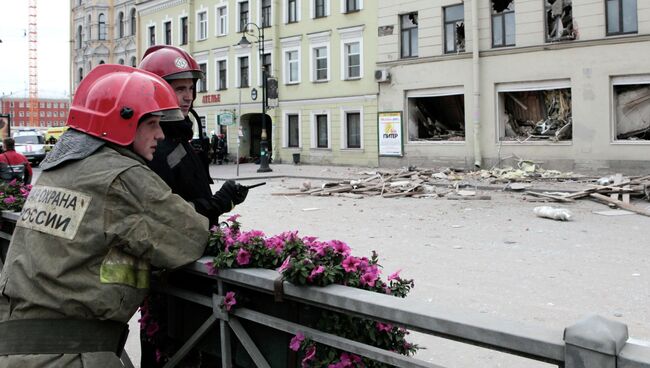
(217, 60), (227, 90)
(217, 6), (228, 36)
(314, 46), (327, 81)
(315, 0), (326, 18)
(239, 56), (249, 87)
(345, 0), (360, 13)
(148, 25), (155, 46)
(198, 63), (208, 92)
(164, 21), (172, 45)
(198, 11), (208, 40)
(344, 42), (360, 79)
(346, 112), (360, 148)
(287, 50), (299, 83)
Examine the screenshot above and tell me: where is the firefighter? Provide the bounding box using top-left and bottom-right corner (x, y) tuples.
(0, 65), (210, 367)
(0, 138), (32, 184)
(139, 45), (248, 227)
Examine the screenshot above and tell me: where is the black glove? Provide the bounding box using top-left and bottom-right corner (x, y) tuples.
(220, 180), (249, 206)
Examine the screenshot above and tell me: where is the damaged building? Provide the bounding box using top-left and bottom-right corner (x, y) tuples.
(499, 88), (572, 142)
(408, 94), (465, 141)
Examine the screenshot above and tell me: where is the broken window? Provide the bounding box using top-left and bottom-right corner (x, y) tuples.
(400, 12), (418, 58)
(545, 0), (575, 42)
(498, 88), (572, 142)
(444, 4), (465, 53)
(492, 0), (515, 47)
(613, 83), (650, 141)
(408, 95), (465, 141)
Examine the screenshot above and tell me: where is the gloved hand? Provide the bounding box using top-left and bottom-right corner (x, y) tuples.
(221, 180), (249, 205)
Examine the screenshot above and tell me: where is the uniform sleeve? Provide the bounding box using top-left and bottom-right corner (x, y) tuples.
(103, 165), (210, 270)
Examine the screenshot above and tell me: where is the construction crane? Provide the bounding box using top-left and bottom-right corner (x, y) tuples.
(28, 0), (39, 127)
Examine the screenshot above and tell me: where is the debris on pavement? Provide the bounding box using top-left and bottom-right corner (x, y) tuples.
(533, 206), (573, 221)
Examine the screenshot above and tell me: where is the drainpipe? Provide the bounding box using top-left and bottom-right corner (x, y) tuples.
(471, 0), (482, 167)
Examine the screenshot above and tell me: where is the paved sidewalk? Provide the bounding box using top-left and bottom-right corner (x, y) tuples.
(209, 162), (374, 181)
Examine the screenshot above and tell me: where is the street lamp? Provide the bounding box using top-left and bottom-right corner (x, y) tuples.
(237, 22), (272, 172)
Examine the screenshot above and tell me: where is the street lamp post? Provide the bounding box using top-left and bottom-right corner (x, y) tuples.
(237, 22), (272, 172)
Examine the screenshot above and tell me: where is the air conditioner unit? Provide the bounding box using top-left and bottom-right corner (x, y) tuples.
(374, 69), (391, 83)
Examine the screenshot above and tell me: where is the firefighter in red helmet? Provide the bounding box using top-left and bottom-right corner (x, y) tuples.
(0, 65), (210, 367)
(139, 45), (248, 366)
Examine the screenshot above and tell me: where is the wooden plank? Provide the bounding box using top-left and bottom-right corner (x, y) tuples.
(447, 195), (492, 200)
(589, 193), (650, 217)
(610, 173), (623, 201)
(524, 191), (575, 203)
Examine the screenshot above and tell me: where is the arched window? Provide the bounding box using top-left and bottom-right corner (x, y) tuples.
(118, 58), (124, 65)
(99, 60), (105, 65)
(78, 67), (83, 82)
(130, 56), (137, 67)
(118, 12), (124, 38)
(98, 13), (107, 40)
(77, 25), (83, 48)
(130, 8), (136, 36)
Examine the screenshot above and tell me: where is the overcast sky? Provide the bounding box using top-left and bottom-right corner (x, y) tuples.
(0, 1), (70, 99)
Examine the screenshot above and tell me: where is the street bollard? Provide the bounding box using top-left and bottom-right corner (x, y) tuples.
(564, 314), (629, 368)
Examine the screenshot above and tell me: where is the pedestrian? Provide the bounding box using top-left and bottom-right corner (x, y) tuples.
(0, 138), (32, 184)
(0, 65), (210, 368)
(216, 134), (227, 165)
(139, 45), (249, 367)
(210, 132), (219, 164)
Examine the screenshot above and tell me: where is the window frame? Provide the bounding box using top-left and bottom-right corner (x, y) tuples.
(216, 57), (228, 91)
(238, 0), (249, 32)
(148, 24), (156, 46)
(179, 16), (189, 45)
(341, 0), (362, 13)
(118, 11), (124, 38)
(197, 9), (208, 41)
(611, 74), (650, 143)
(283, 47), (301, 84)
(238, 55), (251, 88)
(163, 20), (172, 45)
(311, 111), (331, 149)
(216, 4), (229, 36)
(606, 0), (638, 36)
(258, 52), (273, 87)
(443, 5), (464, 54)
(261, 0), (272, 28)
(197, 63), (208, 92)
(491, 2), (516, 48)
(341, 107), (363, 149)
(284, 111), (302, 148)
(341, 40), (362, 80)
(400, 12), (418, 58)
(288, 0), (298, 23)
(98, 13), (107, 40)
(310, 44), (330, 82)
(130, 8), (136, 36)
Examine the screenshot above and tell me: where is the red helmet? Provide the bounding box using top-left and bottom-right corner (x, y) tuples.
(67, 64), (183, 146)
(139, 45), (204, 81)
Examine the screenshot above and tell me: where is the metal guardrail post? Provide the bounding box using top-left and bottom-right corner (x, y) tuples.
(564, 314), (629, 368)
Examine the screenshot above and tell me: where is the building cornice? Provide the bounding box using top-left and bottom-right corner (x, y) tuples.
(137, 0), (186, 16)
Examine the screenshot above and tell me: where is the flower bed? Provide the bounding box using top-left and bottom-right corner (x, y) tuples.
(205, 215), (418, 368)
(0, 179), (31, 212)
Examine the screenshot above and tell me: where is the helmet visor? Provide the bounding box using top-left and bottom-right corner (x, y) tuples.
(158, 108), (185, 122)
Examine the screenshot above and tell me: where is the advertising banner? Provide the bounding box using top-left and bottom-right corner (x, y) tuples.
(378, 111), (403, 157)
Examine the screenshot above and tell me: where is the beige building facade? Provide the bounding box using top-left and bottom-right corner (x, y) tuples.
(377, 0), (650, 173)
(70, 0), (139, 94)
(137, 0), (379, 166)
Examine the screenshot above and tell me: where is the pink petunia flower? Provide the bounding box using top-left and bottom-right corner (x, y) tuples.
(376, 322), (393, 332)
(227, 214), (241, 222)
(205, 261), (218, 276)
(341, 256), (360, 273)
(388, 269), (402, 281)
(307, 265), (325, 282)
(236, 248), (251, 265)
(329, 240), (351, 256)
(360, 271), (379, 287)
(289, 332), (305, 351)
(301, 345), (316, 368)
(223, 291), (237, 311)
(3, 196), (16, 204)
(278, 256), (292, 273)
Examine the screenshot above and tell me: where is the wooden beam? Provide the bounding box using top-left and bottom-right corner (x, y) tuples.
(589, 193), (650, 217)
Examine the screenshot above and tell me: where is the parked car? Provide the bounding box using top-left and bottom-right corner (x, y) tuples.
(12, 130), (47, 166)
